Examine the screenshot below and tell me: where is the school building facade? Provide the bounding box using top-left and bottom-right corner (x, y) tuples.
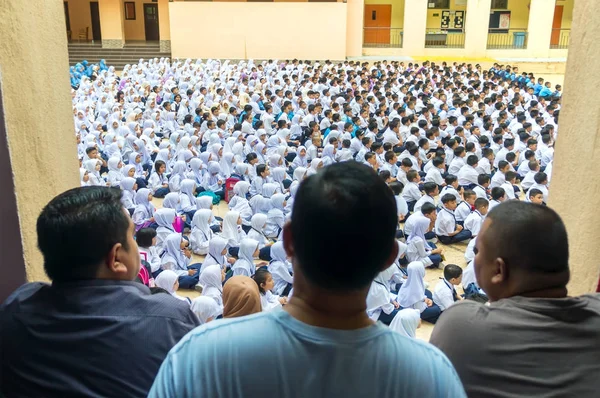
(64, 0), (573, 60)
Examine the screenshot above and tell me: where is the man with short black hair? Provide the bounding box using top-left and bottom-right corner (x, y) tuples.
(150, 162), (466, 397)
(431, 201), (600, 397)
(0, 187), (199, 397)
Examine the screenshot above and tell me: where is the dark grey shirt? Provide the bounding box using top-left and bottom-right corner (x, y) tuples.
(0, 280), (199, 397)
(430, 294), (600, 398)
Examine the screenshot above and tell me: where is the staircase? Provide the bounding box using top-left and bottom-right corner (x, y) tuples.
(68, 41), (171, 71)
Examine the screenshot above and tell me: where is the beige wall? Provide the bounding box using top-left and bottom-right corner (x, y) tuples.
(364, 0), (404, 29)
(505, 0), (529, 30)
(346, 0), (364, 57)
(169, 2), (348, 60)
(0, 0), (80, 282)
(549, 0), (600, 295)
(158, 0), (170, 40)
(65, 0), (93, 40)
(559, 0), (574, 29)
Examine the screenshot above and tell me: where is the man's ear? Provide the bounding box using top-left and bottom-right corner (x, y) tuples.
(491, 257), (507, 285)
(106, 242), (128, 275)
(282, 222), (294, 259)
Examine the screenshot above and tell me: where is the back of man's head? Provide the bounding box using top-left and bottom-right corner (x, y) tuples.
(288, 162), (397, 291)
(37, 186), (133, 282)
(483, 201), (568, 275)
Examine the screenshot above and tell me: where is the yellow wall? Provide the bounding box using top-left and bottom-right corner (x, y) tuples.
(1, 0), (80, 282)
(364, 0), (404, 29)
(124, 0), (147, 41)
(426, 0), (466, 30)
(558, 0), (574, 29)
(505, 0), (529, 29)
(169, 2), (348, 60)
(65, 0), (93, 40)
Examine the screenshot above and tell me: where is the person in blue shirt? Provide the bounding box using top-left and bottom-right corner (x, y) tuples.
(533, 77), (545, 96)
(150, 162), (466, 398)
(538, 82), (554, 99)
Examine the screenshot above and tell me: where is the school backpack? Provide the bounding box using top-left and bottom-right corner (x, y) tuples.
(225, 177), (240, 203)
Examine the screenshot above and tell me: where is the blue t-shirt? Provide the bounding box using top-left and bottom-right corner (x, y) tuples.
(150, 310), (465, 397)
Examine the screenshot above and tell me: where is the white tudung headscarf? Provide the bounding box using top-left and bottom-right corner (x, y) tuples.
(201, 236), (228, 270)
(162, 192), (180, 211)
(397, 261), (426, 309)
(407, 215), (430, 247)
(232, 238), (259, 276)
(154, 208), (176, 232)
(154, 270), (189, 303)
(389, 308), (421, 338)
(190, 296), (220, 324)
(221, 211), (242, 246)
(161, 233), (186, 270)
(198, 264), (224, 307)
(191, 209), (213, 241)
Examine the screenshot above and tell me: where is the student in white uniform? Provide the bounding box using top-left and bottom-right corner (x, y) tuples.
(432, 264), (464, 312)
(490, 160), (509, 189)
(455, 190), (475, 225)
(252, 268), (287, 312)
(457, 155), (479, 189)
(526, 172), (549, 203)
(407, 216), (443, 269)
(440, 175), (462, 203)
(435, 194), (473, 245)
(231, 238), (261, 277)
(488, 187), (506, 210)
(464, 198), (488, 237)
(196, 264), (225, 315)
(401, 170), (422, 212)
(500, 171), (518, 200)
(397, 261), (441, 324)
(154, 208), (177, 251)
(268, 241), (293, 296)
(388, 308), (421, 339)
(366, 262), (400, 325)
(425, 157), (446, 188)
(189, 209), (214, 255)
(413, 182), (438, 213)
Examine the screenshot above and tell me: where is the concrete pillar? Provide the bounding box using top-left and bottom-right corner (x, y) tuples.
(0, 0), (80, 299)
(464, 0), (491, 58)
(99, 0), (125, 48)
(159, 0), (171, 53)
(402, 0), (427, 56)
(526, 0), (555, 57)
(345, 0), (364, 58)
(548, 0), (600, 295)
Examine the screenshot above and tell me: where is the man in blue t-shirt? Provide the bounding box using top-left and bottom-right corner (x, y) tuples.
(150, 162), (466, 398)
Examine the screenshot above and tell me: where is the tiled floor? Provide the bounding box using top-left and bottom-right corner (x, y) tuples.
(154, 197), (469, 342)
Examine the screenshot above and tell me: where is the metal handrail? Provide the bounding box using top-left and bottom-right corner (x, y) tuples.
(424, 30), (465, 49)
(550, 28), (570, 49)
(487, 28), (528, 49)
(363, 27), (403, 48)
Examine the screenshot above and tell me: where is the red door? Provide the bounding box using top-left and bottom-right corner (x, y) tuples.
(364, 5), (392, 45)
(550, 5), (563, 46)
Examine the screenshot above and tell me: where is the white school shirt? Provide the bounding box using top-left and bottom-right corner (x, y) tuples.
(464, 211), (484, 236)
(488, 199), (502, 211)
(475, 157), (492, 175)
(396, 168), (409, 186)
(440, 186), (461, 203)
(406, 238), (433, 268)
(526, 183), (549, 203)
(490, 171), (506, 189)
(425, 167), (444, 186)
(433, 278), (458, 312)
(494, 148), (510, 168)
(260, 291), (283, 312)
(500, 182), (516, 200)
(457, 165), (479, 186)
(454, 201), (472, 222)
(473, 185), (487, 199)
(395, 196), (409, 218)
(448, 157), (465, 176)
(414, 195), (435, 214)
(435, 208), (456, 237)
(401, 182), (422, 202)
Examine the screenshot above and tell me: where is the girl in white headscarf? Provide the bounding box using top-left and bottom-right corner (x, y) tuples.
(406, 216), (443, 268)
(389, 308), (421, 338)
(190, 296), (220, 324)
(397, 261), (441, 324)
(107, 157), (123, 187)
(268, 241), (293, 296)
(321, 144), (337, 166)
(155, 270), (190, 304)
(228, 181), (253, 227)
(221, 211), (246, 255)
(292, 146), (308, 169)
(232, 238), (260, 277)
(80, 168), (90, 187)
(201, 236), (233, 271)
(248, 213), (272, 261)
(265, 193), (286, 239)
(189, 209), (214, 255)
(169, 160), (188, 193)
(306, 158), (323, 177)
(120, 177), (137, 211)
(154, 208), (177, 250)
(132, 188), (156, 230)
(179, 179), (198, 219)
(197, 264), (225, 311)
(202, 162), (225, 200)
(161, 233), (201, 289)
(84, 159), (104, 186)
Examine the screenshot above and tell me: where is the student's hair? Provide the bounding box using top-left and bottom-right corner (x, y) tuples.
(445, 174), (457, 185)
(246, 153), (258, 163)
(420, 202), (437, 215)
(453, 146), (465, 157)
(136, 227), (157, 248)
(491, 187), (506, 200)
(441, 193), (456, 204)
(463, 190), (476, 200)
(256, 164), (267, 176)
(154, 160), (166, 173)
(432, 157), (444, 167)
(37, 187), (130, 282)
(389, 181), (404, 195)
(379, 170), (391, 181)
(474, 197), (489, 210)
(384, 151), (396, 163)
(478, 174), (490, 185)
(290, 162), (397, 291)
(364, 152), (376, 162)
(466, 155), (478, 166)
(534, 172), (547, 184)
(498, 160), (509, 170)
(406, 170), (418, 182)
(443, 264), (463, 281)
(505, 171), (517, 182)
(371, 142), (383, 152)
(423, 182), (438, 195)
(505, 152), (516, 163)
(485, 201), (568, 273)
(252, 267), (271, 294)
(528, 188), (543, 198)
(342, 139), (351, 148)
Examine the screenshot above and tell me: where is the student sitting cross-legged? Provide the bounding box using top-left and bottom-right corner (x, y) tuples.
(432, 264), (464, 313)
(435, 194), (473, 245)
